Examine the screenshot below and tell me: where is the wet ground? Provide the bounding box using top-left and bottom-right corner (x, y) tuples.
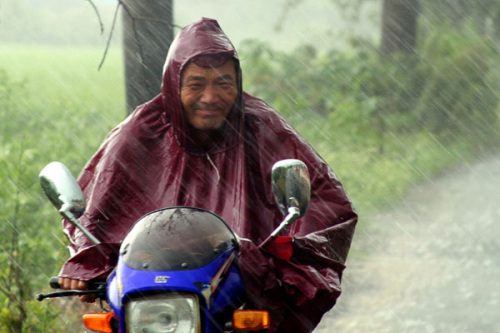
(315, 155), (500, 332)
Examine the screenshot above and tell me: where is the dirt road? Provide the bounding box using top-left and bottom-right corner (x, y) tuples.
(315, 155), (500, 332)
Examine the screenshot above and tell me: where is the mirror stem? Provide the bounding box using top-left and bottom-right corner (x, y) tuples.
(60, 204), (101, 245)
(270, 206), (300, 237)
(258, 205), (300, 250)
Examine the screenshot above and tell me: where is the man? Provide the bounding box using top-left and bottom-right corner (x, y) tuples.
(59, 18), (357, 332)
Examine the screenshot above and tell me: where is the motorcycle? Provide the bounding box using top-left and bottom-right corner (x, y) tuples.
(36, 159), (311, 333)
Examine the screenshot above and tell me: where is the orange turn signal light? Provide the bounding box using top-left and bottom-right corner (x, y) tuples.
(82, 312), (116, 333)
(233, 310), (270, 332)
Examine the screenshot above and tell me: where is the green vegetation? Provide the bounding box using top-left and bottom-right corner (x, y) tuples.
(240, 21), (500, 214)
(0, 46), (124, 332)
(0, 22), (499, 331)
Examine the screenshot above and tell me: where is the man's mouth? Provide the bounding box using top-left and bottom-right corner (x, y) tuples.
(195, 105), (224, 117)
(197, 109), (221, 116)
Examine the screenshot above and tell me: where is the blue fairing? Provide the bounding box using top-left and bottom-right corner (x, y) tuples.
(106, 207), (246, 332)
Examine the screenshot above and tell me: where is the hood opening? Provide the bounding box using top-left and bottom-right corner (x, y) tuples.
(160, 18), (244, 156)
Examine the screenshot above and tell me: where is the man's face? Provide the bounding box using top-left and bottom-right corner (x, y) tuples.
(180, 60), (238, 132)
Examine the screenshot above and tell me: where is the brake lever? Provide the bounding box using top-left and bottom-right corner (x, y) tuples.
(36, 288), (105, 301)
(37, 276), (107, 302)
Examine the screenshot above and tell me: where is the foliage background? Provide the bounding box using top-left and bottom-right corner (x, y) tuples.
(1, 1), (500, 332)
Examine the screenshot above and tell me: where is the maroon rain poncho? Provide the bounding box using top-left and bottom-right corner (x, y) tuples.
(61, 18), (357, 332)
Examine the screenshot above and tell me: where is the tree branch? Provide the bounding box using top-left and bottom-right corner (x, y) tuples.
(0, 281), (10, 299)
(274, 0), (302, 32)
(98, 0), (123, 71)
(86, 0), (104, 34)
(0, 261), (11, 297)
(97, 0), (181, 71)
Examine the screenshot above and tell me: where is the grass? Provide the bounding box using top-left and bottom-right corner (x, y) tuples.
(0, 45), (126, 173)
(0, 45), (128, 332)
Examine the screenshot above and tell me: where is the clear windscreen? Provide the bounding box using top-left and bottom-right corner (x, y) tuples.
(121, 207), (237, 271)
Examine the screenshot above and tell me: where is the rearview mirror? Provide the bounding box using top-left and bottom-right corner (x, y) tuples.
(39, 161), (85, 218)
(39, 162), (100, 244)
(271, 159), (311, 218)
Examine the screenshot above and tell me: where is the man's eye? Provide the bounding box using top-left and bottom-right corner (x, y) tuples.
(218, 82), (232, 88)
(188, 83), (203, 90)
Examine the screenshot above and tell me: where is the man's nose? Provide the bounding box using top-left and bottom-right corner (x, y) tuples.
(200, 85), (218, 104)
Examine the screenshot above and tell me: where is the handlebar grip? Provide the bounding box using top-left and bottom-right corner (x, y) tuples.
(48, 276), (106, 291)
(49, 276), (61, 289)
(37, 276), (108, 302)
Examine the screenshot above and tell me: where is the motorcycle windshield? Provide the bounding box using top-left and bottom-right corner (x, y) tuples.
(121, 207), (238, 271)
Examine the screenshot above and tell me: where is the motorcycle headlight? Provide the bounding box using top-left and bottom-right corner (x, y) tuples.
(125, 294), (200, 333)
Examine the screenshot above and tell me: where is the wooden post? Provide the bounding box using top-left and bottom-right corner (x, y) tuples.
(381, 0), (419, 55)
(121, 0), (173, 114)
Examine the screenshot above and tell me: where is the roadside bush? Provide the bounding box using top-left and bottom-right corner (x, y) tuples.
(241, 22), (499, 139)
(0, 70), (60, 332)
(0, 46), (125, 332)
(240, 24), (500, 211)
(416, 21), (499, 139)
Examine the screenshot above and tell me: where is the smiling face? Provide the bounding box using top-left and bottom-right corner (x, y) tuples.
(180, 59), (238, 133)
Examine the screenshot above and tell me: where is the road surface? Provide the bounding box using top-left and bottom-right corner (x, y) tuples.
(316, 155), (500, 332)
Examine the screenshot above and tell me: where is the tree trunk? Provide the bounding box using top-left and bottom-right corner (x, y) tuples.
(122, 0), (174, 114)
(380, 0), (420, 54)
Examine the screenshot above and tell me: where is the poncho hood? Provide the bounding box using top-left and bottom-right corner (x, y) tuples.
(160, 17), (243, 155)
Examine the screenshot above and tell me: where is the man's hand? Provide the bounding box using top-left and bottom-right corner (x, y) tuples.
(58, 277), (96, 303)
(59, 277), (88, 290)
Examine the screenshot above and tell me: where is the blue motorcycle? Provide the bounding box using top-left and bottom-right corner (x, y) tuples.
(37, 159), (311, 333)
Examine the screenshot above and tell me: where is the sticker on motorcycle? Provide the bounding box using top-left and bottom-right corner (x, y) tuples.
(154, 276), (170, 283)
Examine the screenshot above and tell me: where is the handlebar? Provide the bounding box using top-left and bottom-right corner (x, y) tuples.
(49, 276), (61, 289)
(36, 276), (107, 302)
